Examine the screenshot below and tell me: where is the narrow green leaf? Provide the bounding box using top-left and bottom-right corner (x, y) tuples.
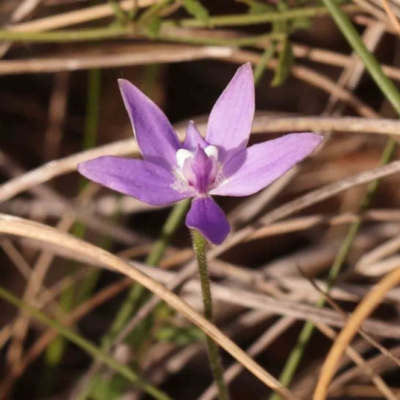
(182, 0), (210, 25)
(271, 38), (293, 86)
(254, 43), (276, 84)
(138, 0), (170, 25)
(272, 0), (289, 33)
(92, 374), (126, 400)
(109, 0), (130, 26)
(156, 325), (203, 345)
(290, 15), (311, 31)
(147, 16), (162, 38)
(0, 286), (172, 400)
(238, 0), (273, 14)
(138, 0), (170, 38)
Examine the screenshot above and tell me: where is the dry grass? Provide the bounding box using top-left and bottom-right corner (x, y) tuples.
(1, 1), (400, 400)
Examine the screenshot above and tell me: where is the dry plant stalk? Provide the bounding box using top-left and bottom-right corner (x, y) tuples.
(314, 264), (400, 399)
(0, 213), (298, 400)
(1, 1), (400, 398)
(3, 115), (400, 203)
(380, 0), (400, 34)
(8, 0), (158, 32)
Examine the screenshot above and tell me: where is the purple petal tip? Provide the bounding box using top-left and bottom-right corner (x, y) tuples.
(77, 160), (89, 176)
(117, 77), (180, 169)
(117, 79), (129, 92)
(205, 62), (255, 163)
(186, 197), (230, 245)
(77, 156), (190, 206)
(243, 61), (253, 70)
(210, 132), (323, 197)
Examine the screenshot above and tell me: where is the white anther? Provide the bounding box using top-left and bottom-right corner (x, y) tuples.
(176, 149), (194, 169)
(204, 145), (218, 160)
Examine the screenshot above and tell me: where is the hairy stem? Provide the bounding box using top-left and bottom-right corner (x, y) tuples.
(191, 230), (230, 400)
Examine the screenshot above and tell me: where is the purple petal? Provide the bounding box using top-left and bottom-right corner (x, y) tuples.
(210, 133), (323, 197)
(205, 63), (255, 163)
(183, 121), (208, 150)
(185, 197), (230, 245)
(78, 156), (191, 206)
(118, 79), (180, 170)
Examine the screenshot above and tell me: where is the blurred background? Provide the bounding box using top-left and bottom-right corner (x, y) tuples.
(1, 1), (400, 399)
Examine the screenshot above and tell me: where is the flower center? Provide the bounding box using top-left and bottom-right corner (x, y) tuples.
(175, 145), (219, 195)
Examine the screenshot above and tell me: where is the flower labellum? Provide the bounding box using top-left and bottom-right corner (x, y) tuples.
(78, 63), (323, 245)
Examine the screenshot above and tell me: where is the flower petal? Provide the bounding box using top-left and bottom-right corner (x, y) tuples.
(185, 197), (230, 245)
(205, 63), (255, 163)
(118, 79), (180, 170)
(210, 133), (323, 197)
(78, 156), (191, 206)
(183, 121), (208, 150)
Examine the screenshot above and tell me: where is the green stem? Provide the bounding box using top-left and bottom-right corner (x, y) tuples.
(270, 139), (395, 400)
(321, 0), (400, 114)
(0, 5), (360, 43)
(104, 199), (190, 344)
(0, 27), (132, 42)
(79, 199), (190, 399)
(0, 286), (171, 400)
(191, 230), (230, 400)
(83, 69), (102, 150)
(74, 68), (103, 303)
(0, 29), (281, 45)
(147, 199), (191, 266)
(137, 0), (172, 25)
(174, 4), (359, 28)
(270, 0), (400, 395)
(45, 68), (102, 375)
(270, 221), (363, 400)
(159, 32), (284, 47)
(142, 64), (160, 102)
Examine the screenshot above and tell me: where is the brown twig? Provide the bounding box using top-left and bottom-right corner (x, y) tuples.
(8, 0), (157, 32)
(44, 72), (70, 161)
(3, 114), (400, 203)
(0, 214), (299, 400)
(314, 265), (400, 399)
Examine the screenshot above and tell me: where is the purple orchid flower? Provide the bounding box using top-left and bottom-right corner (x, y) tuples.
(78, 63), (323, 245)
